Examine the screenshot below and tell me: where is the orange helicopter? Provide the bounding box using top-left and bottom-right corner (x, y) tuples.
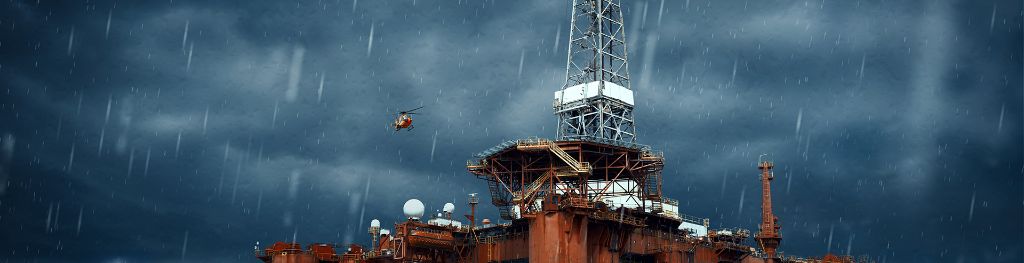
(392, 106), (423, 131)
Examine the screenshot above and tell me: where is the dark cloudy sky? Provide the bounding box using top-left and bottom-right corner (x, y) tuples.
(1, 0), (1021, 262)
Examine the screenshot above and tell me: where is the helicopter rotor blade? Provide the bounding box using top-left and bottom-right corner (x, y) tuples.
(403, 106), (425, 113)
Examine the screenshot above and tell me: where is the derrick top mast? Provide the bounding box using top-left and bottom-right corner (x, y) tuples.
(756, 160), (782, 260)
(554, 0), (636, 143)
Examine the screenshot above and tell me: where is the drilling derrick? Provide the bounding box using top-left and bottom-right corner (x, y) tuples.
(555, 0), (636, 143)
(756, 160), (782, 260)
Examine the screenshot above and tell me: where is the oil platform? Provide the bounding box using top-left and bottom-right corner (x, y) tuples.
(254, 0), (872, 262)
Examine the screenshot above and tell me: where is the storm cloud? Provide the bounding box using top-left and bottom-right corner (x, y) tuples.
(0, 0), (1021, 262)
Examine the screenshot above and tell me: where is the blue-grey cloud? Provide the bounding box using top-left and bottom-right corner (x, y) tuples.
(0, 0), (1020, 262)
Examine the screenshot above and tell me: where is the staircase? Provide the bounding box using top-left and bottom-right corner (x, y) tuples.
(640, 150), (663, 201)
(516, 138), (590, 175)
(515, 172), (551, 202)
(487, 179), (510, 206)
(547, 142), (590, 174)
(646, 173), (661, 198)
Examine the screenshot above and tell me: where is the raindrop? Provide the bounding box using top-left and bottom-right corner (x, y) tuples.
(182, 20), (190, 51)
(143, 148), (151, 177)
(989, 4), (997, 33)
(317, 73), (326, 103)
(826, 224), (835, 253)
(968, 190), (976, 222)
(75, 206), (83, 235)
(858, 53), (866, 82)
(219, 141), (232, 194)
(846, 234), (855, 255)
(104, 95), (113, 124)
(358, 176), (372, 231)
(657, 0), (665, 26)
(430, 130), (438, 163)
(256, 190), (263, 217)
(737, 184), (745, 214)
(126, 147), (135, 180)
(66, 144), (76, 172)
(272, 101), (280, 128)
(552, 26), (561, 53)
(367, 23), (375, 56)
(105, 10), (112, 39)
(53, 203), (60, 232)
(795, 108), (803, 135)
(997, 103), (1004, 133)
(285, 46), (305, 102)
(66, 27), (74, 55)
(202, 106), (210, 135)
(640, 0), (649, 30)
(174, 130), (182, 158)
(180, 231), (189, 260)
(720, 171), (727, 198)
(186, 42), (194, 72)
(517, 49), (525, 79)
(97, 127), (107, 156)
(45, 202), (53, 233)
(730, 58), (738, 87)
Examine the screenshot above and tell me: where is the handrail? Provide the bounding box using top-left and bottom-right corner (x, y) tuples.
(512, 138), (590, 174)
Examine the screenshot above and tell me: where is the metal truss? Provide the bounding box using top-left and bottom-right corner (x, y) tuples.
(467, 140), (663, 220)
(557, 0), (637, 143)
(564, 0), (631, 88)
(555, 99), (636, 142)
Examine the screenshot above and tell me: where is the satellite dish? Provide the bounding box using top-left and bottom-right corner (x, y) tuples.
(443, 202), (455, 213)
(370, 219), (381, 228)
(403, 199), (425, 219)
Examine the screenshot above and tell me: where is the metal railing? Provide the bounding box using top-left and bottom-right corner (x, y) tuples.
(472, 136), (654, 159)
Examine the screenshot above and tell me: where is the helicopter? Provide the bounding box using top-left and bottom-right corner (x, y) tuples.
(391, 106), (423, 131)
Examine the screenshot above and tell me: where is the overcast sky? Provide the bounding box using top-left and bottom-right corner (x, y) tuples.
(1, 0), (1021, 262)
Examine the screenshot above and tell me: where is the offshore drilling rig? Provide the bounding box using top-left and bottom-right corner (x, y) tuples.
(254, 0), (872, 262)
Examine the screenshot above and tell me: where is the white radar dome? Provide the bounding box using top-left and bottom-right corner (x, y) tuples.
(403, 199), (425, 219)
(370, 219), (381, 228)
(443, 203), (455, 213)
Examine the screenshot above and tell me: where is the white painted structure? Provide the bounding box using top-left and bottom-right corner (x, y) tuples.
(554, 81), (635, 107)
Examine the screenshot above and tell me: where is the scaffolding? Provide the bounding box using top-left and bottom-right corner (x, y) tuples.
(468, 139), (664, 221)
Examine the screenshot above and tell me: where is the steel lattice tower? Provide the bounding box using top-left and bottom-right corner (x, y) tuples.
(554, 0), (636, 143)
(756, 160), (782, 260)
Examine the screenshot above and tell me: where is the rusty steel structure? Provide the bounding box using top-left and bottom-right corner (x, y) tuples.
(253, 158), (874, 263)
(254, 157), (875, 262)
(253, 0), (874, 262)
(467, 138), (664, 221)
(755, 160), (781, 261)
